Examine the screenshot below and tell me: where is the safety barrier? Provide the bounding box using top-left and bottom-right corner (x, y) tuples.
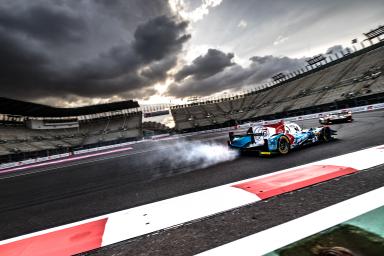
(0, 141), (137, 170)
(150, 134), (171, 140)
(72, 142), (135, 155)
(0, 153), (71, 170)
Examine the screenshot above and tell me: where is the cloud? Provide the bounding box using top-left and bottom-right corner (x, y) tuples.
(168, 41), (361, 98)
(175, 48), (235, 81)
(140, 56), (179, 81)
(0, 5), (86, 45)
(188, 0), (384, 61)
(133, 16), (190, 61)
(238, 19), (247, 29)
(0, 1), (190, 104)
(167, 49), (306, 97)
(170, 0), (223, 22)
(325, 45), (352, 56)
(273, 35), (288, 46)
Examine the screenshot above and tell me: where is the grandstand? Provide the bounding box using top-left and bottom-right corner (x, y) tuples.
(171, 40), (384, 132)
(142, 121), (172, 139)
(0, 98), (142, 163)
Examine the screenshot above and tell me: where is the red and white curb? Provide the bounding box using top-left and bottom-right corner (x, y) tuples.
(1, 144), (384, 256)
(197, 185), (384, 256)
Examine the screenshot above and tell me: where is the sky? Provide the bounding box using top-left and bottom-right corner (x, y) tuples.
(0, 0), (383, 107)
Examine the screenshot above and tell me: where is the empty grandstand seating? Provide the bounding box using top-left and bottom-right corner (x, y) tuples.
(0, 99), (143, 162)
(0, 114), (142, 157)
(171, 41), (384, 131)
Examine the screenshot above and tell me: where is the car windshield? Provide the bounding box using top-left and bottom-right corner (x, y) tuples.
(286, 123), (301, 133)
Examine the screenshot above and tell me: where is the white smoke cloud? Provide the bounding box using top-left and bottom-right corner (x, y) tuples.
(173, 140), (238, 168)
(150, 140), (238, 175)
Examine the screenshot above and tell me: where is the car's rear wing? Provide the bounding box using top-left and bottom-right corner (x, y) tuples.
(228, 132), (265, 144)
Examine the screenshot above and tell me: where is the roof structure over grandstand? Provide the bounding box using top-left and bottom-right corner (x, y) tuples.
(0, 97), (140, 117)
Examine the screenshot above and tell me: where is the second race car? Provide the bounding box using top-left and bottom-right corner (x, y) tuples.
(319, 111), (353, 124)
(228, 121), (335, 155)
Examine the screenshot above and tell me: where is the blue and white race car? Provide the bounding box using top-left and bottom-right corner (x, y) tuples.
(228, 121), (335, 155)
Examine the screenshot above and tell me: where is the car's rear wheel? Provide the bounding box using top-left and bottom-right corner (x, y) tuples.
(277, 136), (290, 155)
(320, 127), (331, 142)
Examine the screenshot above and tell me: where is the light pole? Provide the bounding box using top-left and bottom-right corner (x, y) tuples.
(351, 38), (358, 52)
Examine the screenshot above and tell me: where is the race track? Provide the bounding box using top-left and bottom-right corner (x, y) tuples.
(1, 110), (384, 255)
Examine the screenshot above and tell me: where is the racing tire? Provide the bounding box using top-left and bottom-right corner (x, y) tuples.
(277, 135), (290, 155)
(320, 127), (332, 142)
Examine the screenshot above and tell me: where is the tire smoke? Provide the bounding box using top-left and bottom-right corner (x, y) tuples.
(150, 140), (238, 175)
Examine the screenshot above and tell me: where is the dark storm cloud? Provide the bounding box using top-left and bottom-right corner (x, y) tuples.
(167, 50), (305, 97)
(0, 5), (85, 44)
(0, 0), (190, 103)
(247, 55), (306, 82)
(133, 16), (190, 61)
(94, 0), (172, 24)
(75, 15), (189, 83)
(140, 56), (178, 81)
(69, 15), (189, 97)
(175, 49), (235, 81)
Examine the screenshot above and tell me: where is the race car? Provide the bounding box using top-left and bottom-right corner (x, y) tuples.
(319, 111), (353, 125)
(228, 121), (335, 155)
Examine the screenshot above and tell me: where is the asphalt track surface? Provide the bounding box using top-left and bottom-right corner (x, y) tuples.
(1, 110), (384, 254)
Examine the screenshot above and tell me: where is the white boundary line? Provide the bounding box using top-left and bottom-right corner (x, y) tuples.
(0, 183), (259, 246)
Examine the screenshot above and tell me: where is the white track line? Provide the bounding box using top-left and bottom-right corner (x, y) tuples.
(102, 186), (259, 246)
(0, 184), (259, 247)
